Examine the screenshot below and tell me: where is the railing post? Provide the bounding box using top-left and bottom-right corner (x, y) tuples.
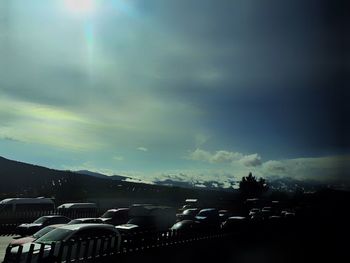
(106, 235), (112, 256)
(3, 245), (13, 262)
(37, 243), (45, 262)
(57, 241), (65, 262)
(65, 241), (73, 262)
(83, 238), (91, 260)
(91, 237), (98, 259)
(25, 243), (35, 263)
(15, 245), (23, 263)
(99, 236), (106, 257)
(74, 238), (82, 261)
(48, 242), (56, 260)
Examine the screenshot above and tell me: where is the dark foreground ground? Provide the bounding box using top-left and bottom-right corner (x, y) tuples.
(116, 223), (346, 263)
(111, 191), (349, 263)
(1, 189), (349, 263)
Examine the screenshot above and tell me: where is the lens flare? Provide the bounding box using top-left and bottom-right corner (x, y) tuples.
(64, 0), (96, 15)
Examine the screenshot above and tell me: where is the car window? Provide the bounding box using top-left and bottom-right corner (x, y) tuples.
(33, 226), (55, 238)
(34, 217), (47, 224)
(68, 219), (81, 224)
(54, 217), (70, 224)
(36, 228), (73, 244)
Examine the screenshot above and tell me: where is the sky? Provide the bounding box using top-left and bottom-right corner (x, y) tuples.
(0, 0), (349, 187)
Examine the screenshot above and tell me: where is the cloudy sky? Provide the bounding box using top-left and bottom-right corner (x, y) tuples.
(0, 0), (349, 187)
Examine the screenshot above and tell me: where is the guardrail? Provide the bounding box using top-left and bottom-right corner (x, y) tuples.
(3, 229), (230, 263)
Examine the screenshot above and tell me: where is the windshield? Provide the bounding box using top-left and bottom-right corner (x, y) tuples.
(68, 219), (81, 224)
(171, 222), (184, 230)
(36, 228), (72, 244)
(33, 217), (48, 224)
(33, 226), (55, 238)
(100, 211), (114, 218)
(128, 217), (154, 227)
(198, 210), (217, 217)
(184, 209), (197, 216)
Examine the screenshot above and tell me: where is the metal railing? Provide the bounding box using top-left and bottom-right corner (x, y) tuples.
(3, 229), (229, 263)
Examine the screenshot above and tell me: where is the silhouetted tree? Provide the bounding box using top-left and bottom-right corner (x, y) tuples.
(239, 172), (269, 198)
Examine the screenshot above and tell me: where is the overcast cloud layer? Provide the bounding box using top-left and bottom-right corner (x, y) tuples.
(0, 0), (349, 187)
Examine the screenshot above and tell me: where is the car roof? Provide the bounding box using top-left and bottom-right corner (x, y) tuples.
(57, 203), (97, 209)
(40, 215), (68, 219)
(106, 208), (129, 212)
(0, 198), (54, 205)
(184, 208), (198, 211)
(199, 208), (217, 212)
(176, 220), (197, 225)
(227, 216), (246, 220)
(46, 224), (66, 228)
(58, 223), (114, 231)
(71, 218), (100, 221)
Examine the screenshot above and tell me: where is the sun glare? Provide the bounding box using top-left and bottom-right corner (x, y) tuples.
(64, 0), (96, 15)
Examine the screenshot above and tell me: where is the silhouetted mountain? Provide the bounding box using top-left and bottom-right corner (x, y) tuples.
(0, 156), (237, 207)
(267, 176), (328, 193)
(154, 178), (238, 191)
(76, 170), (128, 181)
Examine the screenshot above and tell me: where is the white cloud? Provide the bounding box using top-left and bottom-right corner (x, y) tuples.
(188, 148), (213, 162)
(195, 133), (210, 147)
(263, 160), (286, 173)
(188, 148), (261, 167)
(239, 153), (262, 167)
(137, 147), (148, 152)
(262, 155), (350, 182)
(112, 156), (124, 161)
(152, 169), (239, 189)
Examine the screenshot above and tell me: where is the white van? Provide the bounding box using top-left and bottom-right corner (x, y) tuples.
(0, 197), (55, 213)
(57, 203), (97, 214)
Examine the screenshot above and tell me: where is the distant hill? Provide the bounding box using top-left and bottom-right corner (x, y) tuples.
(76, 170), (128, 181)
(0, 156), (236, 206)
(267, 176), (328, 193)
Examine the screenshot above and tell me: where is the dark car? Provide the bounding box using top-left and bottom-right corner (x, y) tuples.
(99, 208), (129, 225)
(115, 216), (162, 235)
(221, 216), (248, 232)
(7, 224), (121, 263)
(176, 208), (200, 222)
(195, 208), (221, 228)
(218, 210), (233, 222)
(68, 218), (103, 224)
(171, 220), (203, 233)
(9, 224), (65, 247)
(16, 216), (71, 236)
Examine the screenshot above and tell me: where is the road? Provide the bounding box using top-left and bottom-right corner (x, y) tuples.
(0, 235), (14, 262)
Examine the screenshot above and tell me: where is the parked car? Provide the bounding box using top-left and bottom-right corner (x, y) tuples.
(0, 197), (55, 213)
(9, 224), (65, 247)
(68, 218), (103, 224)
(261, 207), (273, 219)
(57, 203), (97, 216)
(249, 208), (261, 217)
(195, 208), (221, 228)
(16, 216), (70, 236)
(171, 220), (203, 232)
(176, 208), (199, 222)
(116, 216), (157, 234)
(221, 216), (247, 232)
(218, 210), (233, 222)
(128, 204), (176, 231)
(99, 208), (129, 225)
(180, 199), (199, 210)
(6, 224), (121, 263)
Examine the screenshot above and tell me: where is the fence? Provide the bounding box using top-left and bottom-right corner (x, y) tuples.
(3, 228), (230, 263)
